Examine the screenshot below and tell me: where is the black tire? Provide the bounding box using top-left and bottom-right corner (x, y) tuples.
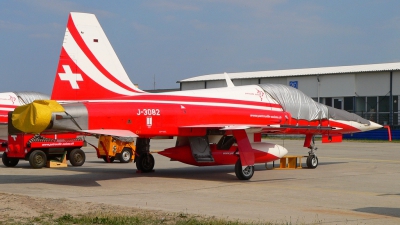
(119, 148), (132, 163)
(136, 153), (154, 172)
(29, 150), (47, 169)
(102, 156), (115, 163)
(69, 148), (85, 166)
(306, 155), (318, 169)
(2, 152), (19, 167)
(234, 159), (254, 180)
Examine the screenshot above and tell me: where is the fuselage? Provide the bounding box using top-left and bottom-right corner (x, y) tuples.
(47, 84), (381, 139)
(79, 85), (287, 137)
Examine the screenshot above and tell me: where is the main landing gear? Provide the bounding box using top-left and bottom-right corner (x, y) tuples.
(135, 138), (155, 173)
(234, 159), (254, 180)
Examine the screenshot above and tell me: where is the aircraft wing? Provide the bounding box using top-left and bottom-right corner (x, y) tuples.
(180, 124), (336, 131)
(80, 129), (138, 138)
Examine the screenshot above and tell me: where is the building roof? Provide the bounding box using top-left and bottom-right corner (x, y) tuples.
(178, 62), (400, 83)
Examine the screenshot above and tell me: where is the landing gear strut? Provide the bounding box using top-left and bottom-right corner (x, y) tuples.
(306, 139), (318, 169)
(135, 138), (155, 172)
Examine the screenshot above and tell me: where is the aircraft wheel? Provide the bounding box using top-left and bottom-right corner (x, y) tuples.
(2, 152), (19, 167)
(234, 159), (254, 180)
(69, 148), (85, 166)
(136, 153), (154, 172)
(102, 156), (115, 163)
(306, 155), (318, 169)
(29, 150), (47, 169)
(119, 148), (132, 163)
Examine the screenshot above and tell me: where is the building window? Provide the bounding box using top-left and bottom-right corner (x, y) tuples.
(366, 97), (377, 122)
(325, 98), (332, 107)
(344, 97), (354, 112)
(355, 97), (365, 116)
(378, 96), (390, 112)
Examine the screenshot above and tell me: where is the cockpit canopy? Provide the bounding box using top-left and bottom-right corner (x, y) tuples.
(258, 84), (370, 125)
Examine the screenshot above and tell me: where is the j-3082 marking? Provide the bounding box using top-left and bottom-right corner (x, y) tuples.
(137, 109), (160, 116)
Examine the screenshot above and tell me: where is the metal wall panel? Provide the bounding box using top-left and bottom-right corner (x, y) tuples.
(180, 81), (205, 90)
(232, 78), (259, 86)
(206, 80), (227, 89)
(355, 72), (389, 96)
(287, 76), (319, 97)
(393, 71), (400, 95)
(260, 77), (286, 85)
(319, 74), (355, 97)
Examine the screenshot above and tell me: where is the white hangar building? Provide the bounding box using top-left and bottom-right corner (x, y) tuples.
(178, 62), (400, 126)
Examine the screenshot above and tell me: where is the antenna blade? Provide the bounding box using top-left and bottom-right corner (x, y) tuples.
(224, 72), (235, 87)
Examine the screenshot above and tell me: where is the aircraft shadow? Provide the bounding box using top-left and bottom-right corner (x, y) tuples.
(133, 165), (296, 183)
(266, 161), (347, 170)
(377, 193), (400, 197)
(0, 163), (295, 187)
(354, 207), (400, 218)
(0, 166), (138, 187)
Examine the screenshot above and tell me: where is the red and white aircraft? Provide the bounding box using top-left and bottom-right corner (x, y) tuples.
(11, 12), (382, 180)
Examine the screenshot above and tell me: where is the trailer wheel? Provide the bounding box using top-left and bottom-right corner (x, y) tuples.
(136, 153), (154, 172)
(29, 150), (47, 169)
(102, 156), (115, 163)
(69, 148), (85, 166)
(119, 148), (132, 163)
(2, 152), (19, 167)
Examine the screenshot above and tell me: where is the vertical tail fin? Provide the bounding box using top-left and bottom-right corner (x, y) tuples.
(51, 12), (143, 101)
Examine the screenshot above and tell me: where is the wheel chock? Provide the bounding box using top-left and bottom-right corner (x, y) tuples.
(46, 151), (68, 168)
(267, 155), (305, 170)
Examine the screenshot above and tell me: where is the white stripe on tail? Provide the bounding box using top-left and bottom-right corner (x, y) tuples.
(51, 12), (143, 101)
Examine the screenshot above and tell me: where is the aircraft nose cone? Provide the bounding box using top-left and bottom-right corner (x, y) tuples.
(362, 121), (383, 132)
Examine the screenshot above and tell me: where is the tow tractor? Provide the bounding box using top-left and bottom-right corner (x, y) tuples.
(1, 132), (85, 168)
(90, 135), (136, 163)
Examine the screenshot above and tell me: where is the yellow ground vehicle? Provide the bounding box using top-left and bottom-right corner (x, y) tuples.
(96, 135), (135, 163)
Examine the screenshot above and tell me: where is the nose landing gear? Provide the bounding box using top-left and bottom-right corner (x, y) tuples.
(306, 141), (318, 169)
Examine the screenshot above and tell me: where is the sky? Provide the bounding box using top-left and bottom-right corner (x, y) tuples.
(1, 0), (400, 94)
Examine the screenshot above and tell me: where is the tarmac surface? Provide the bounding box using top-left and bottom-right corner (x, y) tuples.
(0, 137), (399, 224)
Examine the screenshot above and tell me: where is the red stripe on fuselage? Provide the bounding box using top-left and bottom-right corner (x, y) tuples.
(115, 94), (282, 108)
(0, 105), (16, 109)
(67, 16), (140, 93)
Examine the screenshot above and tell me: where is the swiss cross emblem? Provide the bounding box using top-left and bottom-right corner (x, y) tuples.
(58, 65), (83, 89)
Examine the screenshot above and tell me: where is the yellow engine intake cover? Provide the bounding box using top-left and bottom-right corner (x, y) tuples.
(12, 100), (65, 133)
